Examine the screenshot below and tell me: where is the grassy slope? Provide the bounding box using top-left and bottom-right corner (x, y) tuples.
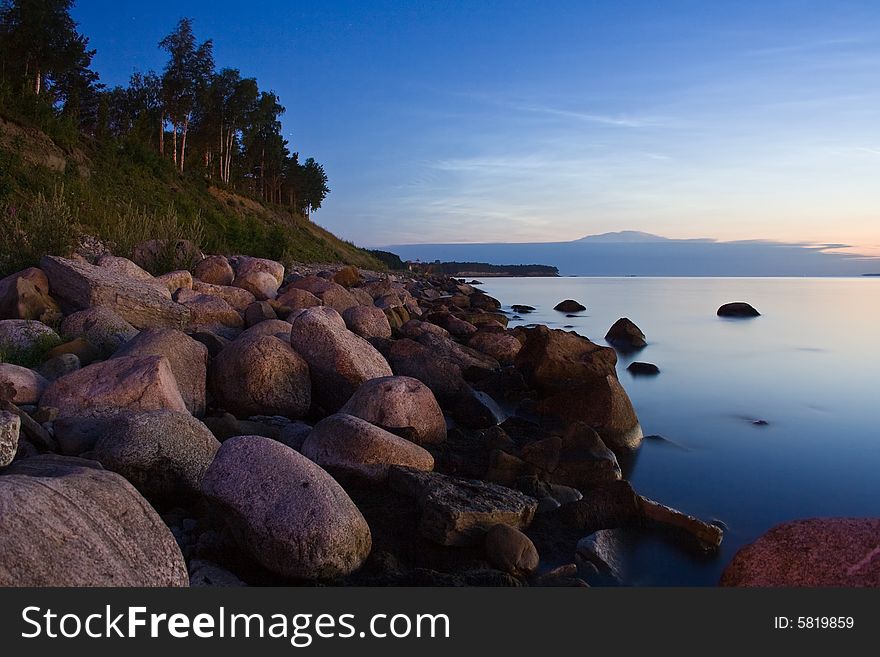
(0, 113), (382, 274)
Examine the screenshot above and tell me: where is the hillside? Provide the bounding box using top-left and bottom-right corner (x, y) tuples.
(0, 114), (382, 276)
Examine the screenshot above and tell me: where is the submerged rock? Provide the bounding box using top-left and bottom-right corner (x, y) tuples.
(627, 361), (660, 375)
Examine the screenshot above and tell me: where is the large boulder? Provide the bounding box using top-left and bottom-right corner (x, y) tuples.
(96, 255), (168, 296)
(201, 436), (372, 579)
(514, 326), (641, 449)
(332, 265), (361, 288)
(155, 270), (193, 295)
(176, 290), (244, 336)
(342, 304), (392, 339)
(40, 355), (187, 419)
(231, 256), (284, 285)
(318, 282), (358, 314)
(339, 375), (446, 445)
(0, 363), (48, 404)
(484, 524), (539, 576)
(208, 334), (311, 418)
(389, 467), (538, 546)
(113, 329), (208, 416)
(288, 275), (333, 296)
(0, 455), (188, 586)
(605, 317), (647, 351)
(237, 319), (292, 341)
(61, 306), (138, 354)
(717, 302), (760, 318)
(301, 413), (434, 482)
(0, 319), (60, 354)
(0, 267), (61, 323)
(92, 411), (221, 504)
(40, 256), (190, 329)
(289, 307), (392, 412)
(233, 271), (279, 301)
(275, 287), (323, 313)
(554, 299), (586, 313)
(720, 518), (880, 586)
(387, 338), (467, 400)
(193, 255), (235, 286)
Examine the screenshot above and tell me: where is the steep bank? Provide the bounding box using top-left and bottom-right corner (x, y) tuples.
(0, 114), (383, 276)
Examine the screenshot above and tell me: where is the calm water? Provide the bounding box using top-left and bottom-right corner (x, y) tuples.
(478, 277), (880, 585)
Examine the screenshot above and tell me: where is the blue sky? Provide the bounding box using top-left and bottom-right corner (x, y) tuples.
(72, 1), (880, 254)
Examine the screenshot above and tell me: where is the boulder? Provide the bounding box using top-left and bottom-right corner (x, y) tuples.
(37, 353), (81, 381)
(0, 455), (188, 586)
(554, 299), (586, 313)
(389, 467), (538, 546)
(720, 518), (880, 586)
(233, 271), (279, 301)
(275, 287), (323, 313)
(0, 411), (20, 467)
(605, 317), (647, 351)
(41, 256), (190, 329)
(556, 480), (641, 533)
(232, 256), (284, 285)
(425, 312), (477, 339)
(176, 291), (244, 335)
(717, 302), (760, 318)
(515, 325), (641, 449)
(53, 416), (113, 455)
(193, 255), (235, 286)
(468, 330), (523, 365)
(398, 319), (449, 340)
(201, 435), (372, 579)
(484, 524), (539, 576)
(470, 292), (502, 311)
(301, 413), (434, 482)
(0, 319), (60, 354)
(289, 307), (392, 412)
(132, 239), (203, 273)
(0, 363), (48, 404)
(155, 270), (193, 295)
(244, 300), (277, 327)
(113, 329), (208, 416)
(318, 282), (358, 314)
(332, 265), (361, 288)
(61, 306), (138, 354)
(96, 254), (166, 294)
(209, 334), (310, 418)
(40, 355), (187, 419)
(278, 421), (313, 451)
(415, 332), (500, 378)
(387, 338), (467, 400)
(191, 281), (255, 312)
(189, 330), (229, 357)
(288, 275), (333, 296)
(342, 304), (392, 339)
(550, 422), (622, 489)
(92, 411), (221, 504)
(237, 319), (292, 341)
(339, 375), (446, 445)
(0, 267), (61, 323)
(46, 336), (101, 365)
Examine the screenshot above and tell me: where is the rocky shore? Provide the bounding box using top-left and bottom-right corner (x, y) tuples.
(0, 243), (794, 588)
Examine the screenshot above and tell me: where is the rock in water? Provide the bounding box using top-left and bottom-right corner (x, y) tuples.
(289, 307), (392, 412)
(113, 328), (209, 416)
(92, 411), (221, 504)
(40, 256), (190, 329)
(39, 355), (187, 419)
(720, 518), (880, 587)
(627, 362), (660, 375)
(208, 334), (311, 419)
(484, 524), (540, 576)
(605, 317), (647, 350)
(201, 435), (372, 579)
(717, 302), (760, 317)
(554, 299), (586, 312)
(0, 455), (188, 586)
(514, 325), (642, 449)
(339, 375), (446, 445)
(389, 466), (538, 546)
(301, 413), (434, 482)
(0, 411), (20, 466)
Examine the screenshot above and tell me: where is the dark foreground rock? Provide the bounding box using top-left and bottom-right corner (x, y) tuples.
(627, 362), (660, 375)
(554, 299), (586, 312)
(717, 302), (760, 317)
(605, 317), (647, 351)
(720, 518), (880, 586)
(0, 455), (188, 586)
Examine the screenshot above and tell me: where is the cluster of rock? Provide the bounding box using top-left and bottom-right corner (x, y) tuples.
(0, 249), (728, 587)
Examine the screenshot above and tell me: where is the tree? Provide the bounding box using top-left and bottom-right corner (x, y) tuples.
(198, 68), (258, 183)
(297, 157), (330, 216)
(0, 0), (98, 100)
(159, 17), (213, 172)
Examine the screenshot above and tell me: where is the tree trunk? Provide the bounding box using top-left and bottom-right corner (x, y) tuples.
(34, 65), (41, 95)
(159, 111), (165, 156)
(172, 125), (178, 167)
(180, 118), (189, 173)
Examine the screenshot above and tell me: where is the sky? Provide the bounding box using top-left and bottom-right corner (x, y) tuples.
(71, 1), (880, 256)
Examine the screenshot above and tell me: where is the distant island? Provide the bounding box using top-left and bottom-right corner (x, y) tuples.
(863, 273), (880, 277)
(409, 261), (559, 277)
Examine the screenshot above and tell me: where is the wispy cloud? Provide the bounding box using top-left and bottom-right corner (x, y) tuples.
(514, 104), (662, 128)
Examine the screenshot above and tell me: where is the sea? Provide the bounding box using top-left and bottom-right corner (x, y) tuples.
(476, 276), (880, 586)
